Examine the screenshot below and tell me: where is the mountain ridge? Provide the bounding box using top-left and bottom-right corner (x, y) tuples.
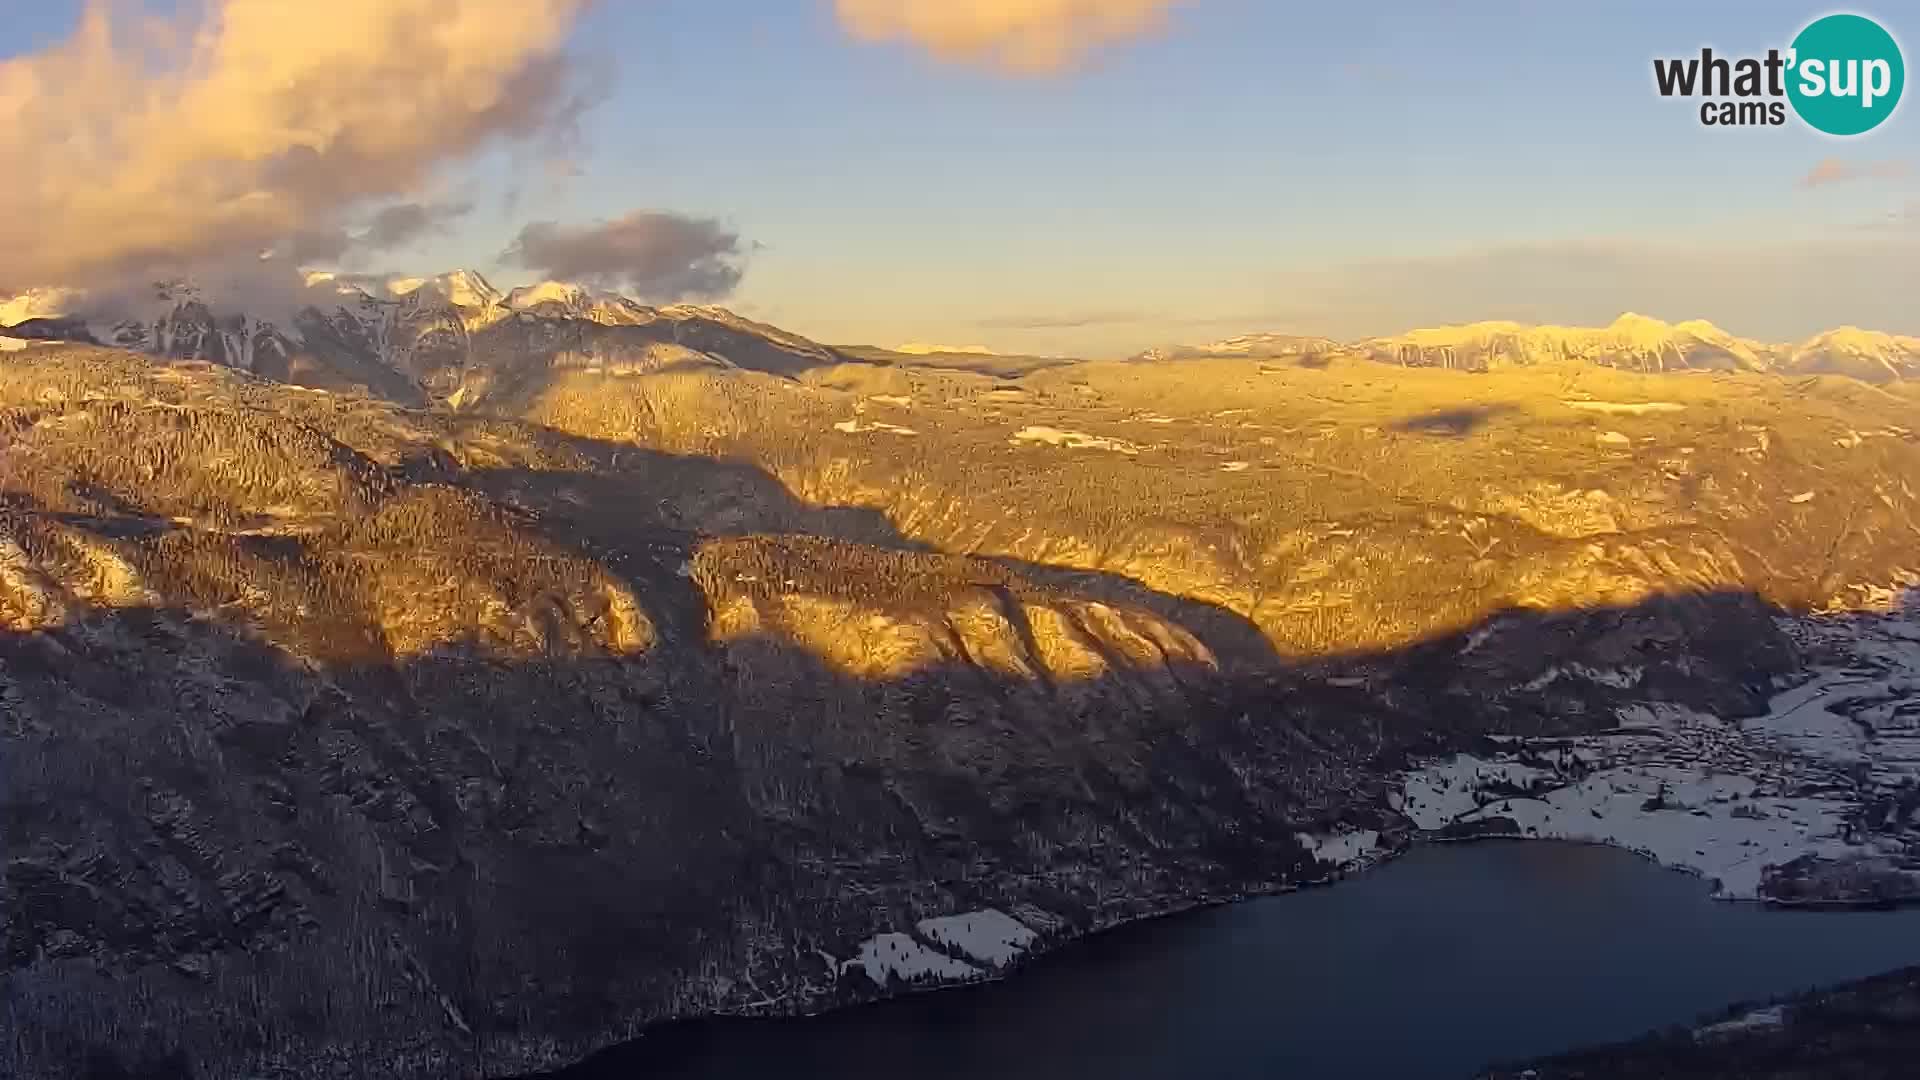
(1138, 312), (1920, 382)
(10, 276), (1920, 396)
(0, 270), (849, 406)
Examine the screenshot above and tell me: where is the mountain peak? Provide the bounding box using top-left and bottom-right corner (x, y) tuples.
(1807, 326), (1915, 349)
(505, 280), (590, 309)
(1608, 311), (1671, 333)
(390, 269), (501, 309)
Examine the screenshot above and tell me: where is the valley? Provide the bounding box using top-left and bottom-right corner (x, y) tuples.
(2, 287), (1919, 1078)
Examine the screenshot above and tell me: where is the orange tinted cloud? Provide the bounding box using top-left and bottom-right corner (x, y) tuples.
(833, 0), (1180, 73)
(0, 0), (592, 295)
(1800, 157), (1911, 188)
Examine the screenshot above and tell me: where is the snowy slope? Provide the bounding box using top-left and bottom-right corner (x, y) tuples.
(1787, 327), (1920, 383)
(0, 270), (850, 403)
(1137, 314), (1920, 381)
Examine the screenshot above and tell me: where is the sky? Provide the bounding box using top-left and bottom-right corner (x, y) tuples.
(2, 1), (1916, 356)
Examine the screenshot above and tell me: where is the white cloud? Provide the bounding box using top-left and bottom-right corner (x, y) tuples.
(0, 0), (595, 297)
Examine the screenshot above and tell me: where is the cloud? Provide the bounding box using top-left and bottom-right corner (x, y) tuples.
(71, 260), (352, 333)
(832, 0), (1180, 73)
(0, 0), (596, 300)
(500, 211), (748, 300)
(1800, 158), (1911, 188)
(977, 309), (1154, 329)
(357, 201), (474, 252)
(279, 229), (356, 265)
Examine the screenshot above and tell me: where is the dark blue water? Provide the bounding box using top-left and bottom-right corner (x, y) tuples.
(554, 842), (1920, 1079)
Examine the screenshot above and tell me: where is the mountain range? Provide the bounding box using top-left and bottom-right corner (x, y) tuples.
(1137, 313), (1920, 383)
(0, 271), (847, 407)
(7, 278), (1920, 408)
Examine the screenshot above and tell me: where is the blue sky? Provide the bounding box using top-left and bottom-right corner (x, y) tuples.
(6, 2), (1916, 354)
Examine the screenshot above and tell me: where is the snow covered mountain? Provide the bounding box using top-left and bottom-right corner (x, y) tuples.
(1352, 313), (1776, 373)
(1134, 333), (1341, 364)
(1138, 314), (1920, 382)
(0, 270), (848, 406)
(1785, 327), (1920, 383)
(11, 283), (1920, 393)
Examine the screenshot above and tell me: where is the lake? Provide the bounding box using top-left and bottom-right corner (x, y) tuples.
(542, 842), (1920, 1079)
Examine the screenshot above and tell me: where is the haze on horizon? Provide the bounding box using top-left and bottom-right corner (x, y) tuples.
(2, 0), (1916, 357)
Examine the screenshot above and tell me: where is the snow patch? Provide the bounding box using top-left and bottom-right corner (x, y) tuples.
(1011, 426), (1140, 455)
(914, 909), (1038, 968)
(1402, 757), (1560, 825)
(1521, 664), (1643, 691)
(1694, 1005), (1786, 1040)
(1295, 828), (1382, 870)
(834, 419), (919, 436)
(842, 933), (981, 985)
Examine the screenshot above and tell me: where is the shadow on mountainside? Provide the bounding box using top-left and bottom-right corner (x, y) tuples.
(0, 576), (1809, 1080)
(455, 458), (1287, 673)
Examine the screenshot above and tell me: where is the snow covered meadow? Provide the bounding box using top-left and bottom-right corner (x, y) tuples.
(1398, 598), (1920, 902)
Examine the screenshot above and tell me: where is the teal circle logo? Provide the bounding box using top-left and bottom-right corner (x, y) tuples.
(1787, 14), (1904, 135)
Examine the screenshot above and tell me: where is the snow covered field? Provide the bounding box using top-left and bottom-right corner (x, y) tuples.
(1400, 598), (1920, 902)
(1295, 828), (1385, 872)
(842, 933), (982, 985)
(916, 910), (1040, 968)
(842, 908), (1040, 987)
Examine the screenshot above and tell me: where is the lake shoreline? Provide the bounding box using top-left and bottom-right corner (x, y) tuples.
(524, 839), (1920, 1080)
(519, 826), (1919, 1079)
(526, 599), (1920, 1078)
